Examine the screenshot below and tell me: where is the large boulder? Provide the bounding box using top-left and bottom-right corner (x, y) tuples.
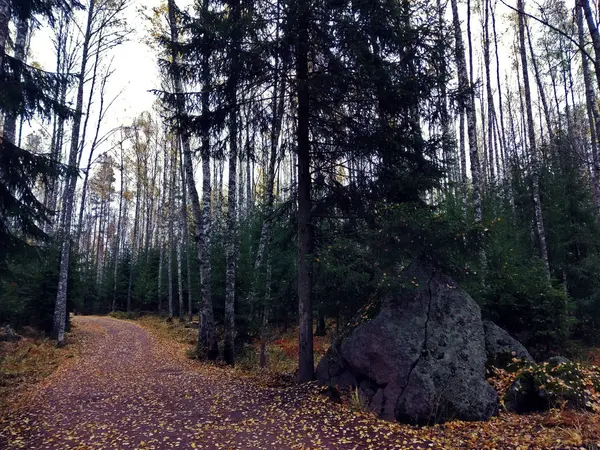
(317, 262), (498, 424)
(483, 321), (534, 368)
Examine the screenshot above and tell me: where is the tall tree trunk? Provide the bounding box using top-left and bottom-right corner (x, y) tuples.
(577, 1), (600, 215)
(492, 3), (507, 177)
(248, 2), (286, 362)
(3, 17), (29, 143)
(526, 23), (553, 142)
(53, 0), (96, 345)
(76, 44), (106, 245)
(459, 110), (467, 185)
(177, 241), (184, 321)
(167, 0), (217, 359)
(127, 170), (141, 312)
(179, 139), (193, 321)
(517, 0), (550, 279)
(168, 141), (176, 321)
(113, 141), (125, 312)
(145, 148), (159, 256)
(223, 0), (241, 365)
(0, 0), (10, 74)
(158, 245), (163, 313)
(581, 0), (600, 91)
(296, 0), (314, 383)
(480, 68), (489, 186)
(451, 0), (483, 223)
(483, 0), (495, 184)
(246, 131), (252, 214)
(259, 259), (271, 368)
(46, 17), (69, 235)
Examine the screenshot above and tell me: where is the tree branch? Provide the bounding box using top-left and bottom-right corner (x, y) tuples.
(499, 0), (595, 63)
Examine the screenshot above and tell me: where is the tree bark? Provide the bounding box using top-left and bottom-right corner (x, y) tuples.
(451, 0), (483, 223)
(53, 0), (96, 345)
(3, 16), (29, 143)
(526, 23), (552, 143)
(296, 0), (314, 383)
(113, 140), (125, 312)
(177, 240), (184, 321)
(577, 1), (600, 216)
(492, 3), (507, 178)
(517, 0), (551, 279)
(248, 2), (286, 361)
(167, 0), (217, 359)
(179, 139), (193, 321)
(581, 0), (600, 91)
(45, 15), (70, 235)
(483, 0), (495, 184)
(168, 140), (176, 321)
(127, 154), (142, 313)
(223, 0), (241, 365)
(0, 0), (10, 74)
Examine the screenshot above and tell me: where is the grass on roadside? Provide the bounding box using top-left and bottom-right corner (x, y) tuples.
(0, 331), (78, 413)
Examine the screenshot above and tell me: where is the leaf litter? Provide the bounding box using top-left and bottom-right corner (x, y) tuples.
(0, 316), (598, 449)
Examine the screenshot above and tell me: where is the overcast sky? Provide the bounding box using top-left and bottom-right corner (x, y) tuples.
(26, 0), (164, 151)
(21, 0), (540, 185)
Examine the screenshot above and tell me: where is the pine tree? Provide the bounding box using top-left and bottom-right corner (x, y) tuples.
(0, 0), (78, 268)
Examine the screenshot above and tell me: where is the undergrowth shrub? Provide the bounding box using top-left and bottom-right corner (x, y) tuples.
(108, 311), (139, 320)
(505, 361), (600, 412)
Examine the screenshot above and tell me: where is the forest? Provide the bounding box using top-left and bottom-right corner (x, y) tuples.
(3, 0), (600, 447)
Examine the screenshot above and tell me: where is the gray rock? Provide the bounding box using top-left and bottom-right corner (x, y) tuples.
(317, 262), (498, 424)
(483, 321), (534, 368)
(547, 356), (570, 366)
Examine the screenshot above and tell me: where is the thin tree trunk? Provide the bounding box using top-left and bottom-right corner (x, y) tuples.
(177, 240), (184, 321)
(459, 110), (467, 185)
(248, 4), (286, 358)
(296, 0), (314, 383)
(168, 140), (176, 321)
(259, 259), (271, 368)
(179, 138), (193, 321)
(452, 0), (483, 223)
(246, 130), (252, 214)
(484, 0), (495, 183)
(480, 69), (489, 186)
(0, 0), (10, 73)
(517, 0), (551, 279)
(158, 245), (163, 313)
(223, 0), (241, 365)
(76, 47), (107, 245)
(3, 17), (29, 143)
(581, 0), (600, 91)
(167, 0), (217, 359)
(527, 24), (552, 142)
(577, 1), (600, 216)
(53, 0), (96, 345)
(46, 17), (69, 235)
(492, 3), (507, 176)
(113, 141), (125, 312)
(127, 171), (141, 312)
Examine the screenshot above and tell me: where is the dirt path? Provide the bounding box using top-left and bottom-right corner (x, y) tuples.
(0, 316), (432, 449)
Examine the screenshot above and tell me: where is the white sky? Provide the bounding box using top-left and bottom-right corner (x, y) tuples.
(21, 0), (578, 187)
(26, 0), (164, 153)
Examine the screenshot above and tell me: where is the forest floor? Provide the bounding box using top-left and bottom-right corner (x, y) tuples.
(0, 316), (598, 449)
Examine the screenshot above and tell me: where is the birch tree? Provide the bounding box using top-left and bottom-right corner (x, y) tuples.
(517, 0), (551, 279)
